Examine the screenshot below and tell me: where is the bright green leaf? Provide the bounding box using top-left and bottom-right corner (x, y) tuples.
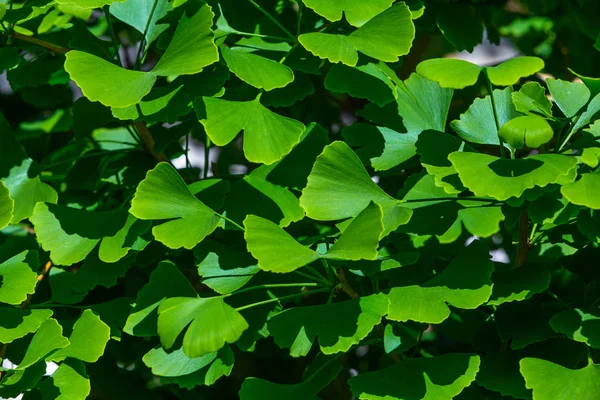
(300, 0), (394, 27)
(561, 173), (600, 209)
(499, 115), (554, 149)
(18, 318), (69, 370)
(511, 81), (553, 118)
(55, 0), (125, 9)
(110, 0), (170, 51)
(546, 79), (588, 118)
(486, 57), (545, 86)
(51, 310), (111, 362)
(0, 251), (38, 306)
(0, 181), (13, 229)
(0, 308), (53, 344)
(221, 47), (294, 91)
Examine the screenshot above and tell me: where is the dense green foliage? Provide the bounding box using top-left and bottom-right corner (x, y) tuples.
(1, 0), (600, 398)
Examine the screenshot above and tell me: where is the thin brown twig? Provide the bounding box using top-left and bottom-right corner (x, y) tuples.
(335, 268), (359, 299)
(133, 121), (171, 164)
(10, 32), (69, 54)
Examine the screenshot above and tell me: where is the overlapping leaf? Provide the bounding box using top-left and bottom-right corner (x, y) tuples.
(520, 358), (600, 399)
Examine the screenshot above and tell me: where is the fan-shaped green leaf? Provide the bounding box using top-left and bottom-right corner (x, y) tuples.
(160, 346), (234, 389)
(51, 310), (110, 363)
(449, 152), (577, 201)
(520, 358), (600, 399)
(64, 51), (157, 108)
(388, 241), (494, 324)
(110, 0), (170, 51)
(298, 3), (415, 66)
(30, 203), (129, 266)
(245, 202), (383, 273)
(0, 251), (38, 305)
(98, 214), (151, 263)
(124, 261), (196, 337)
(199, 97), (306, 165)
(488, 263), (551, 306)
(221, 47), (294, 91)
(0, 308), (53, 343)
(143, 346), (217, 377)
(239, 356), (342, 399)
(130, 162), (220, 249)
(499, 115), (554, 149)
(2, 159), (58, 224)
(157, 296), (249, 357)
(36, 360), (91, 400)
(511, 81), (553, 117)
(18, 318), (70, 370)
(150, 5), (218, 76)
(417, 58), (482, 89)
(0, 181), (13, 230)
(486, 57), (544, 86)
(301, 0), (394, 27)
(373, 73), (453, 170)
(561, 173), (600, 209)
(451, 87), (517, 145)
(324, 62), (395, 106)
(349, 353), (480, 400)
(300, 141), (412, 235)
(269, 294), (389, 357)
(550, 308), (600, 348)
(547, 79), (589, 118)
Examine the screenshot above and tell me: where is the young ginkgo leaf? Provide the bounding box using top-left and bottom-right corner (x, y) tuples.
(520, 358), (600, 399)
(301, 0), (395, 27)
(64, 51), (157, 108)
(51, 310), (111, 363)
(0, 181), (13, 230)
(268, 294), (389, 357)
(300, 141), (412, 235)
(244, 202), (384, 273)
(372, 73), (453, 170)
(451, 87), (517, 145)
(298, 3), (415, 67)
(387, 241), (494, 324)
(547, 79), (590, 118)
(449, 152), (577, 201)
(129, 162), (220, 250)
(561, 173), (600, 209)
(220, 47), (294, 91)
(499, 115), (554, 149)
(417, 56), (544, 89)
(511, 81), (554, 118)
(0, 251), (38, 305)
(349, 353), (480, 400)
(157, 296), (249, 358)
(199, 97), (305, 165)
(150, 4), (219, 76)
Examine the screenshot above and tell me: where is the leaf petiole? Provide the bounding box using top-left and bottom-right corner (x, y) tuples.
(245, 0), (296, 41)
(235, 288), (330, 311)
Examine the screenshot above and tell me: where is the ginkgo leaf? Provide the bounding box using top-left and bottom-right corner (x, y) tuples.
(2, 159), (58, 224)
(150, 5), (219, 76)
(30, 203), (129, 266)
(55, 0), (125, 8)
(561, 173), (600, 209)
(417, 57), (544, 89)
(0, 181), (13, 230)
(486, 57), (545, 86)
(0, 251), (38, 305)
(51, 310), (111, 363)
(199, 97), (306, 165)
(550, 308), (600, 348)
(298, 3), (415, 66)
(239, 357), (342, 399)
(110, 0), (170, 51)
(349, 353), (480, 400)
(387, 241), (494, 324)
(511, 81), (553, 118)
(451, 87), (517, 145)
(143, 346), (217, 377)
(157, 296), (249, 358)
(268, 294), (389, 357)
(124, 261), (197, 337)
(520, 358), (600, 399)
(373, 73), (453, 170)
(301, 0), (394, 27)
(97, 214), (151, 263)
(64, 51), (157, 108)
(488, 263), (551, 306)
(325, 62), (396, 106)
(0, 308), (53, 343)
(35, 360), (91, 400)
(499, 115), (554, 149)
(300, 141), (412, 235)
(129, 162), (220, 249)
(449, 152), (578, 201)
(221, 47), (294, 91)
(159, 346), (234, 389)
(18, 318), (70, 370)
(244, 202), (384, 273)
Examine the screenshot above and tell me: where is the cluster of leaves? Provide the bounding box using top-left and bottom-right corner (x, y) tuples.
(2, 0), (600, 399)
